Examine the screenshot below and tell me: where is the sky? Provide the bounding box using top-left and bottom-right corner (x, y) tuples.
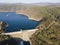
(0, 0), (60, 3)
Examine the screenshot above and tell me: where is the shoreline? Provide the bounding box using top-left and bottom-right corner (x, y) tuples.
(0, 11), (43, 21)
(16, 12), (42, 21)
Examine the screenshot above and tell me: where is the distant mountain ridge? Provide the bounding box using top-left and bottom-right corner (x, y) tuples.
(0, 3), (60, 12)
(30, 3), (60, 6)
(0, 3), (60, 6)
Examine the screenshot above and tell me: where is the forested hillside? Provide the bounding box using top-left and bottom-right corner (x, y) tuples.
(30, 6), (60, 45)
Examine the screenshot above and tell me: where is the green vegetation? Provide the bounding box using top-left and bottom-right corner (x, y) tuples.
(0, 4), (60, 45)
(30, 21), (60, 45)
(30, 6), (60, 45)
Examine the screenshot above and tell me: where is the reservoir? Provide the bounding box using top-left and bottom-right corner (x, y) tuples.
(0, 12), (39, 32)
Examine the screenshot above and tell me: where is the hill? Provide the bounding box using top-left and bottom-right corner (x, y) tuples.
(0, 3), (60, 45)
(0, 3), (60, 21)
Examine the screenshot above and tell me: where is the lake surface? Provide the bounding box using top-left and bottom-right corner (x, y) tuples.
(0, 12), (39, 32)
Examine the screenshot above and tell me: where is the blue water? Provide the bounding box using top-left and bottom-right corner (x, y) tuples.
(0, 12), (39, 32)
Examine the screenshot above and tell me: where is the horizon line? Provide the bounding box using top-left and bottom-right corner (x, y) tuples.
(0, 2), (60, 4)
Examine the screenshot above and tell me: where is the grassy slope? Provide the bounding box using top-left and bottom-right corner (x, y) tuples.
(30, 24), (60, 45)
(0, 4), (60, 21)
(30, 6), (60, 45)
(0, 4), (60, 45)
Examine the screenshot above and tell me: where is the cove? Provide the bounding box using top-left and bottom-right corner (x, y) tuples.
(0, 12), (39, 32)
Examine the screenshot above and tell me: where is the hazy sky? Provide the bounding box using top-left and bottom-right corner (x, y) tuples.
(0, 0), (60, 3)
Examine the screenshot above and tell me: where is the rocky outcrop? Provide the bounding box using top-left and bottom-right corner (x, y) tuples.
(0, 21), (9, 42)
